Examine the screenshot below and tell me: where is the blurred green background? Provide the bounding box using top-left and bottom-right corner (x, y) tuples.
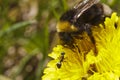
(0, 0), (120, 80)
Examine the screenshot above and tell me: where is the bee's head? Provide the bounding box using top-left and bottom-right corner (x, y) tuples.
(56, 9), (78, 32)
(60, 9), (76, 23)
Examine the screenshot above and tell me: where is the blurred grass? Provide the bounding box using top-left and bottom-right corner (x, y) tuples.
(0, 0), (120, 80)
(0, 20), (36, 37)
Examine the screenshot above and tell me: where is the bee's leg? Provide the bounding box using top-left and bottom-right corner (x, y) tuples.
(84, 24), (95, 44)
(84, 24), (97, 55)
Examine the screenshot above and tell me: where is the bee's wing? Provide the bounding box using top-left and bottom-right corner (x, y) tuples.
(73, 0), (100, 20)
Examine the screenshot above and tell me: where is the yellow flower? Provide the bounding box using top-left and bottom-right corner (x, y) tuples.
(42, 13), (120, 80)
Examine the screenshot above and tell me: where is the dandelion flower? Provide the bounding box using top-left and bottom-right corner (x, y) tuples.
(42, 13), (120, 80)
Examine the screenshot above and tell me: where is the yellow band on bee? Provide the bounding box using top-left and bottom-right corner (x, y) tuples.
(56, 21), (78, 32)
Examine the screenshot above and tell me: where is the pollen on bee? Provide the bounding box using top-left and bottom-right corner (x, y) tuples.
(71, 25), (78, 31)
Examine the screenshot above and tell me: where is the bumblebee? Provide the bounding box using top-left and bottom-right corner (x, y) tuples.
(57, 0), (112, 46)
